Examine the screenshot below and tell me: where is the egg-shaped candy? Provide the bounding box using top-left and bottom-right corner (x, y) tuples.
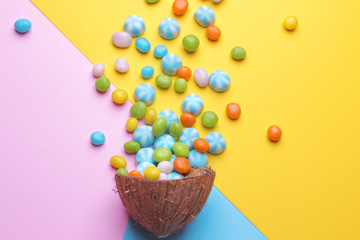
(115, 58), (129, 73)
(92, 63), (105, 77)
(168, 172), (184, 180)
(154, 45), (168, 58)
(14, 19), (31, 33)
(134, 83), (156, 105)
(158, 110), (179, 132)
(141, 66), (154, 79)
(123, 15), (146, 37)
(204, 132), (226, 154)
(112, 31), (132, 48)
(158, 18), (181, 40)
(132, 125), (155, 147)
(157, 173), (169, 180)
(194, 6), (215, 27)
(136, 162), (156, 175)
(161, 54), (183, 76)
(209, 70), (230, 92)
(181, 94), (204, 117)
(157, 161), (174, 175)
(135, 37), (151, 53)
(193, 68), (209, 87)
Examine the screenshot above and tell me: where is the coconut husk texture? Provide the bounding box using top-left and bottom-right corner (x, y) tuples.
(115, 167), (216, 238)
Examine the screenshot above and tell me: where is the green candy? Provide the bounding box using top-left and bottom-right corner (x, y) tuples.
(95, 76), (110, 92)
(182, 34), (199, 52)
(124, 141), (141, 153)
(201, 111), (218, 128)
(116, 168), (129, 176)
(153, 147), (172, 162)
(174, 78), (187, 93)
(152, 117), (167, 137)
(156, 74), (172, 89)
(130, 101), (147, 119)
(169, 122), (183, 138)
(173, 142), (190, 157)
(145, 0), (159, 3)
(231, 47), (246, 60)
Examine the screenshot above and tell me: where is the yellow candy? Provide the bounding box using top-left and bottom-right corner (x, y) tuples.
(112, 89), (128, 104)
(110, 155), (127, 169)
(283, 15), (298, 31)
(126, 117), (138, 132)
(144, 166), (160, 180)
(144, 107), (157, 125)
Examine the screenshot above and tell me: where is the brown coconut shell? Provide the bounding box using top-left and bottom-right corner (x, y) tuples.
(115, 167), (215, 238)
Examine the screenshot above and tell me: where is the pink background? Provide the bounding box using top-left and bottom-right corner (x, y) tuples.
(0, 0), (134, 239)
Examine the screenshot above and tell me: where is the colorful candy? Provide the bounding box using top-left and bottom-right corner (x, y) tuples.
(193, 68), (209, 88)
(158, 18), (181, 40)
(144, 166), (161, 180)
(135, 147), (156, 165)
(209, 70), (230, 92)
(115, 57), (129, 73)
(90, 131), (105, 146)
(123, 15), (146, 37)
(136, 162), (156, 175)
(116, 168), (129, 176)
(283, 16), (298, 31)
(112, 89), (128, 105)
(188, 150), (208, 168)
(177, 66), (192, 80)
(173, 142), (190, 157)
(14, 19), (31, 33)
(156, 74), (172, 88)
(174, 78), (187, 93)
(194, 6), (215, 27)
(180, 113), (196, 127)
(95, 76), (110, 92)
(92, 63), (105, 77)
(193, 138), (209, 153)
(178, 127), (199, 150)
(169, 122), (183, 138)
(226, 103), (241, 120)
(134, 83), (156, 105)
(152, 117), (167, 137)
(181, 94), (204, 116)
(135, 37), (151, 53)
(112, 31), (132, 48)
(153, 134), (175, 151)
(161, 54), (183, 75)
(158, 173), (169, 180)
(157, 161), (174, 174)
(172, 0), (189, 16)
(182, 35), (200, 52)
(168, 172), (184, 180)
(145, 0), (159, 3)
(201, 111), (218, 128)
(126, 117), (139, 132)
(141, 66), (154, 79)
(144, 107), (157, 125)
(267, 125), (282, 142)
(130, 101), (147, 119)
(158, 110), (179, 132)
(173, 157), (191, 174)
(206, 25), (221, 41)
(128, 170), (143, 178)
(124, 141), (141, 153)
(154, 45), (168, 58)
(212, 0), (223, 3)
(153, 147), (172, 162)
(204, 132), (226, 154)
(231, 47), (246, 61)
(133, 125), (155, 147)
(110, 155), (127, 169)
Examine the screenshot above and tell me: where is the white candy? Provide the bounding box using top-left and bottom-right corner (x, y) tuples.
(157, 161), (174, 174)
(157, 173), (169, 181)
(112, 31), (132, 48)
(115, 58), (129, 73)
(212, 0), (223, 3)
(92, 63), (105, 77)
(193, 68), (209, 87)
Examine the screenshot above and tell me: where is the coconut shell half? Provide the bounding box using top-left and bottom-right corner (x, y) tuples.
(115, 167), (216, 238)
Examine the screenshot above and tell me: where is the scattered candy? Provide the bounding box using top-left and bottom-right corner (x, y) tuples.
(204, 132), (226, 154)
(135, 37), (151, 53)
(134, 83), (156, 105)
(144, 107), (157, 125)
(95, 76), (111, 92)
(174, 78), (187, 93)
(182, 34), (200, 52)
(267, 125), (282, 142)
(116, 168), (129, 176)
(178, 128), (199, 150)
(158, 110), (179, 132)
(188, 150), (208, 168)
(157, 161), (174, 174)
(141, 66), (154, 79)
(154, 45), (168, 58)
(212, 0), (223, 3)
(110, 155), (127, 169)
(158, 173), (169, 180)
(112, 31), (132, 48)
(180, 112), (196, 127)
(128, 170), (143, 178)
(173, 142), (190, 157)
(90, 131), (105, 146)
(14, 19), (31, 33)
(169, 122), (183, 138)
(226, 103), (241, 120)
(161, 54), (183, 75)
(168, 172), (184, 180)
(177, 66), (192, 80)
(283, 15), (298, 31)
(124, 141), (141, 153)
(173, 157), (191, 174)
(153, 134), (175, 151)
(152, 117), (168, 137)
(194, 6), (215, 27)
(130, 101), (147, 119)
(156, 74), (172, 88)
(181, 94), (204, 116)
(112, 89), (128, 105)
(136, 162), (156, 175)
(135, 147), (156, 165)
(206, 25), (221, 41)
(153, 147), (172, 162)
(126, 117), (139, 132)
(201, 111), (218, 128)
(123, 15), (146, 37)
(144, 166), (161, 180)
(172, 0), (189, 16)
(193, 138), (209, 153)
(145, 0), (159, 3)
(133, 125), (155, 147)
(158, 17), (181, 40)
(115, 57), (129, 73)
(92, 63), (105, 77)
(193, 68), (209, 87)
(231, 47), (246, 60)
(209, 70), (230, 92)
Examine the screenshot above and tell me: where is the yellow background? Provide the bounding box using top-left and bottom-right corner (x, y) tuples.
(31, 0), (360, 239)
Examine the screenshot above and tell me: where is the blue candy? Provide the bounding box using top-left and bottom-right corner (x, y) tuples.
(204, 132), (226, 155)
(161, 54), (183, 76)
(158, 18), (181, 40)
(169, 155), (178, 172)
(154, 45), (168, 58)
(158, 110), (179, 132)
(136, 162), (156, 175)
(181, 94), (204, 117)
(135, 37), (151, 53)
(90, 131), (105, 146)
(209, 70), (231, 93)
(153, 134), (175, 152)
(123, 15), (146, 37)
(14, 19), (31, 33)
(135, 147), (155, 166)
(133, 125), (155, 147)
(168, 172), (184, 180)
(194, 6), (215, 27)
(178, 128), (200, 150)
(141, 66), (154, 79)
(134, 83), (156, 105)
(188, 150), (208, 168)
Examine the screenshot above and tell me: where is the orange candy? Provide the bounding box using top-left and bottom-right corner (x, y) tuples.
(206, 25), (221, 41)
(172, 0), (188, 16)
(193, 138), (209, 153)
(177, 66), (192, 81)
(128, 170), (143, 178)
(173, 157), (191, 174)
(267, 125), (282, 142)
(180, 112), (196, 127)
(226, 103), (241, 120)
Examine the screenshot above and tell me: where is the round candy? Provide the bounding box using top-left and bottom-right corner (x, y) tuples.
(226, 103), (241, 120)
(112, 31), (132, 48)
(173, 0), (188, 16)
(267, 125), (282, 142)
(182, 35), (200, 52)
(173, 142), (190, 157)
(135, 147), (156, 165)
(169, 122), (183, 138)
(177, 66), (192, 81)
(154, 45), (168, 58)
(181, 94), (204, 117)
(193, 138), (209, 153)
(124, 141), (141, 153)
(201, 111), (218, 128)
(153, 134), (175, 151)
(212, 0), (223, 3)
(157, 173), (169, 180)
(90, 131), (105, 146)
(92, 63), (105, 77)
(193, 68), (209, 87)
(156, 74), (172, 89)
(14, 19), (31, 33)
(173, 157), (191, 174)
(283, 15), (298, 31)
(110, 155), (127, 169)
(126, 117), (138, 132)
(231, 47), (246, 61)
(168, 172), (184, 180)
(158, 110), (179, 132)
(128, 170), (143, 178)
(194, 6), (215, 27)
(161, 54), (183, 76)
(188, 150), (208, 168)
(115, 57), (129, 73)
(146, 0), (159, 3)
(206, 25), (221, 41)
(133, 125), (155, 147)
(145, 107), (157, 125)
(134, 83), (156, 105)
(141, 66), (154, 79)
(180, 113), (196, 127)
(204, 132), (226, 154)
(130, 101), (147, 119)
(157, 161), (174, 174)
(136, 162), (156, 175)
(153, 147), (172, 162)
(123, 15), (146, 37)
(209, 70), (230, 92)
(135, 37), (151, 53)
(178, 128), (200, 150)
(152, 117), (167, 137)
(112, 89), (128, 105)
(95, 76), (110, 92)
(116, 168), (129, 176)
(144, 166), (161, 180)
(158, 18), (180, 40)
(174, 78), (187, 93)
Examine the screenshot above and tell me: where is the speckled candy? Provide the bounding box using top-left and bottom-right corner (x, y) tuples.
(141, 66), (154, 79)
(158, 18), (180, 40)
(157, 161), (174, 174)
(181, 94), (204, 117)
(168, 172), (184, 180)
(154, 45), (168, 58)
(209, 70), (230, 92)
(112, 31), (132, 48)
(188, 150), (208, 168)
(172, 142), (190, 157)
(92, 63), (105, 77)
(135, 147), (156, 165)
(153, 147), (172, 162)
(115, 58), (129, 73)
(153, 134), (175, 151)
(136, 162), (156, 175)
(193, 68), (209, 87)
(135, 37), (151, 53)
(201, 111), (218, 128)
(134, 83), (156, 105)
(182, 35), (200, 52)
(178, 127), (200, 150)
(158, 110), (179, 132)
(14, 19), (31, 33)
(194, 6), (215, 27)
(123, 15), (146, 37)
(161, 54), (183, 76)
(133, 125), (155, 147)
(95, 77), (110, 92)
(204, 132), (226, 154)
